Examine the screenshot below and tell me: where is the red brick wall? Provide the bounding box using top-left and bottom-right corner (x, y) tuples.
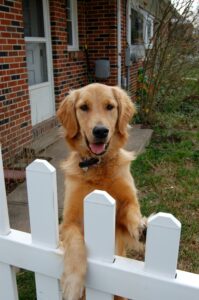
(85, 0), (118, 86)
(50, 0), (118, 110)
(0, 0), (32, 164)
(50, 0), (88, 109)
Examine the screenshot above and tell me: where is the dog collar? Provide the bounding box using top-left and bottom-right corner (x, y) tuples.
(79, 157), (100, 170)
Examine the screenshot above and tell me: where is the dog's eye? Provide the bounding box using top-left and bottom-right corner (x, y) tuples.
(80, 104), (89, 111)
(106, 104), (114, 110)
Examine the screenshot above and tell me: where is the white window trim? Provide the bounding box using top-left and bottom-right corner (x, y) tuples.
(127, 0), (154, 55)
(67, 0), (79, 52)
(142, 9), (154, 49)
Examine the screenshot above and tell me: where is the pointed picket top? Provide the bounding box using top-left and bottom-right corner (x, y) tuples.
(26, 159), (55, 173)
(84, 190), (116, 263)
(145, 212), (181, 278)
(26, 159), (59, 248)
(148, 212), (181, 230)
(85, 190), (115, 207)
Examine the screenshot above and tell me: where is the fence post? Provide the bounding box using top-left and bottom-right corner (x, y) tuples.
(26, 159), (62, 300)
(84, 190), (115, 300)
(0, 145), (19, 300)
(145, 212), (181, 278)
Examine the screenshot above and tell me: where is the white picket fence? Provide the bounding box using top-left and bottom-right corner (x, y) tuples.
(0, 147), (199, 300)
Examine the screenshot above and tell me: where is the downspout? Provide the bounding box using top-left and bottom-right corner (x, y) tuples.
(117, 0), (121, 87)
(126, 0), (131, 91)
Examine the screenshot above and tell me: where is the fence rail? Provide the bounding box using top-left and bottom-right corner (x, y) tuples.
(0, 146), (199, 300)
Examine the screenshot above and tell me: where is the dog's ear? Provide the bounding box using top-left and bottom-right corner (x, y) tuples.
(57, 90), (79, 138)
(112, 86), (136, 135)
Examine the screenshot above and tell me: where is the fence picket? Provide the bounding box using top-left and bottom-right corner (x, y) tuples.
(0, 145), (19, 299)
(26, 159), (61, 300)
(0, 262), (19, 300)
(84, 190), (115, 299)
(0, 144), (10, 235)
(26, 159), (59, 248)
(35, 273), (62, 300)
(145, 213), (181, 278)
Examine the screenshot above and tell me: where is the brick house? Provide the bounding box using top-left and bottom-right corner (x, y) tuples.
(0, 0), (163, 164)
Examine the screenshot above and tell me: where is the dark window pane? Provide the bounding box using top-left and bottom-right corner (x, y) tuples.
(22, 0), (45, 37)
(131, 9), (144, 44)
(66, 0), (71, 19)
(67, 21), (73, 45)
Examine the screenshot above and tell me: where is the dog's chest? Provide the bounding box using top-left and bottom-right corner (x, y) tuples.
(82, 164), (116, 187)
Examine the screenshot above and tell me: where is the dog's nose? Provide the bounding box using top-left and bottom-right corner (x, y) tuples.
(93, 125), (109, 139)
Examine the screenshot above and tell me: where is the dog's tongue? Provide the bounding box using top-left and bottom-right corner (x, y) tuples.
(89, 143), (105, 155)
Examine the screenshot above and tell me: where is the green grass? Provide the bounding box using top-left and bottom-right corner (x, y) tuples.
(131, 128), (199, 273)
(17, 270), (36, 299)
(132, 66), (199, 273)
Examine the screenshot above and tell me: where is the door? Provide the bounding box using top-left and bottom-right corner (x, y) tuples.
(23, 0), (55, 126)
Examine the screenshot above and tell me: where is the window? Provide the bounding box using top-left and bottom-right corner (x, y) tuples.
(131, 9), (144, 45)
(66, 0), (79, 51)
(127, 2), (154, 54)
(23, 0), (48, 86)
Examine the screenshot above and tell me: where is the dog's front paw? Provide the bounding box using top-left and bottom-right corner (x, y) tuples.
(62, 273), (84, 300)
(139, 216), (148, 243)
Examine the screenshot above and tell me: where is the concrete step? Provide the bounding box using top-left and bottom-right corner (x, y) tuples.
(26, 126), (61, 155)
(126, 127), (153, 154)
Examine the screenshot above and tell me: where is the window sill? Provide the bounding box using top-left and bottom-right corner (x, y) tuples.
(130, 44), (145, 59)
(67, 46), (79, 52)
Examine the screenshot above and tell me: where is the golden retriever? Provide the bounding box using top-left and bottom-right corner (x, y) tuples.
(57, 83), (145, 300)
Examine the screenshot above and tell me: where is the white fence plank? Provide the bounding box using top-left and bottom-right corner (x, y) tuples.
(0, 146), (18, 299)
(26, 159), (61, 300)
(26, 159), (59, 248)
(0, 144), (10, 235)
(0, 262), (18, 300)
(86, 288), (114, 300)
(86, 256), (199, 300)
(145, 213), (181, 278)
(0, 229), (63, 278)
(84, 190), (115, 299)
(35, 273), (62, 300)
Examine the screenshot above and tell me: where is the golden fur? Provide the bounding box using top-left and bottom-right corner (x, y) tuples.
(57, 83), (145, 300)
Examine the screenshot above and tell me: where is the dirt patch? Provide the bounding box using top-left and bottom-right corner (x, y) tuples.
(4, 156), (52, 194)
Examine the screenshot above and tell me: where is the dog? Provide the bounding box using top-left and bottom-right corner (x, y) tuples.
(57, 83), (146, 300)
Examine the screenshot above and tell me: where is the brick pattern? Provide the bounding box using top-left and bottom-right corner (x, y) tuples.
(50, 0), (118, 109)
(0, 0), (32, 164)
(50, 0), (88, 109)
(85, 0), (118, 86)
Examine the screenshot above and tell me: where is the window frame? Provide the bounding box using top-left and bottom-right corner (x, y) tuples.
(142, 9), (154, 49)
(66, 0), (79, 52)
(127, 1), (154, 55)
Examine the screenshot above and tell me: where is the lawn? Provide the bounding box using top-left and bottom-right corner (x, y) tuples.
(131, 128), (199, 273)
(131, 67), (199, 273)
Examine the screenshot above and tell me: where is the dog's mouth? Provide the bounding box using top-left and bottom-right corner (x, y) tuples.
(85, 137), (109, 156)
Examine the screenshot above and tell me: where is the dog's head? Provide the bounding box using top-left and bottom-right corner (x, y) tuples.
(57, 83), (136, 156)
